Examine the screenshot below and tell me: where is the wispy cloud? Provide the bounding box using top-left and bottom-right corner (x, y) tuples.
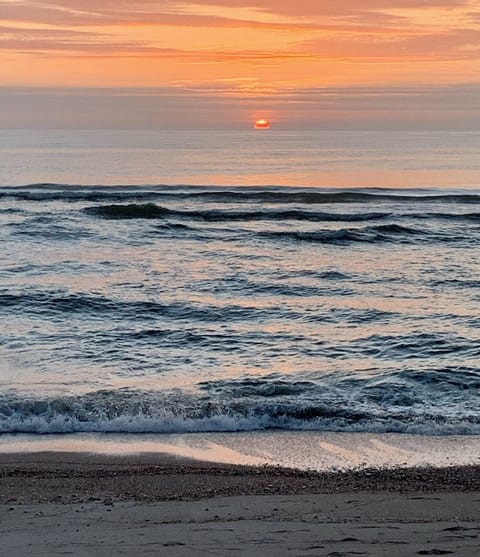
(1, 0), (479, 102)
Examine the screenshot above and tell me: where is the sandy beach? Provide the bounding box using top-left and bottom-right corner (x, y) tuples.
(1, 452), (479, 556)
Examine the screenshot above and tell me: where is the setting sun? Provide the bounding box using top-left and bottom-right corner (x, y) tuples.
(254, 119), (270, 130)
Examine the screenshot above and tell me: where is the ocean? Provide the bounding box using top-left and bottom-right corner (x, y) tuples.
(1, 129), (479, 466)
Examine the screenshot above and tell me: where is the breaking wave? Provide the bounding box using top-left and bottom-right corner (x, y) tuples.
(1, 370), (479, 435)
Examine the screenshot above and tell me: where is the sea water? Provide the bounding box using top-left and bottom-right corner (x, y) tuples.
(0, 130), (479, 465)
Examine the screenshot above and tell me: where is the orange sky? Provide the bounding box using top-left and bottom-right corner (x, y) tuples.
(1, 1), (480, 127)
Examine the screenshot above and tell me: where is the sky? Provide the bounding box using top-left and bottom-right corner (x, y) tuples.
(1, 0), (479, 128)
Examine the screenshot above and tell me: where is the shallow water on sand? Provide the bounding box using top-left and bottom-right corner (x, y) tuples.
(1, 432), (479, 471)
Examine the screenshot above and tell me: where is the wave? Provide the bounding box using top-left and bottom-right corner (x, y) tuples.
(84, 203), (392, 223)
(86, 203), (171, 219)
(0, 290), (289, 322)
(2, 185), (480, 204)
(3, 288), (479, 338)
(259, 224), (452, 245)
(81, 204), (480, 242)
(1, 369), (479, 435)
(346, 332), (480, 360)
(7, 221), (93, 241)
(417, 212), (480, 222)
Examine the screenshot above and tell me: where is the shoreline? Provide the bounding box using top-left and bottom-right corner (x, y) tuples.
(1, 451), (479, 504)
(1, 431), (479, 472)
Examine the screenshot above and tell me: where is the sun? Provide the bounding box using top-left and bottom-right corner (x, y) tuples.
(254, 119), (270, 130)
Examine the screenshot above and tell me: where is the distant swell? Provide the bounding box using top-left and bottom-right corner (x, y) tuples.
(1, 185), (480, 204)
(184, 190), (480, 205)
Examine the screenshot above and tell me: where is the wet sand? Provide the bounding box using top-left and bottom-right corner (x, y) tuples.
(1, 452), (479, 555)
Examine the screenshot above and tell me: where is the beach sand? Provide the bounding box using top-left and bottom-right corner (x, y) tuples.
(1, 453), (479, 556)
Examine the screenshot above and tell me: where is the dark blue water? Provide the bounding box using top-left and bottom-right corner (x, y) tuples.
(1, 183), (479, 435)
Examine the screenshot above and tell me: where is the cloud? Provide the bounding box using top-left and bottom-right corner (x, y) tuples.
(1, 0), (479, 91)
(300, 28), (480, 60)
(0, 0), (475, 26)
(2, 1), (478, 59)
